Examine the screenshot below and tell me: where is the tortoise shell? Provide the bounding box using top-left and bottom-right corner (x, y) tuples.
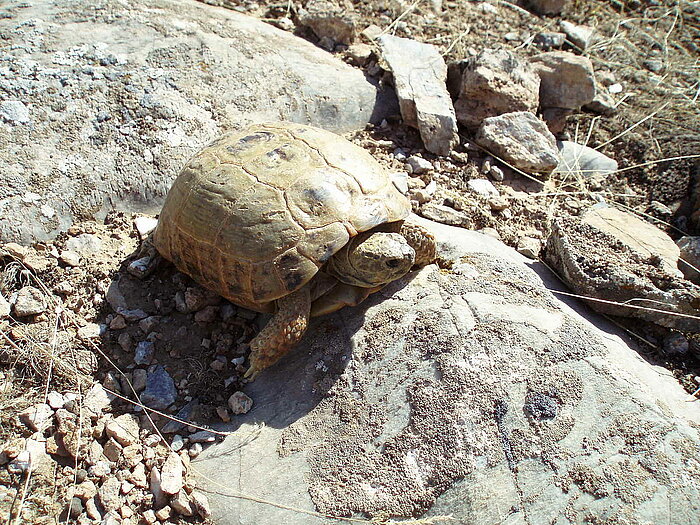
(153, 122), (411, 313)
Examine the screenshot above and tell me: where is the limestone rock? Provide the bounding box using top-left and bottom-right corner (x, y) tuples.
(18, 403), (53, 432)
(195, 218), (700, 524)
(12, 286), (47, 317)
(160, 452), (185, 495)
(105, 414), (140, 446)
(298, 1), (357, 46)
(378, 35), (458, 155)
(554, 141), (618, 179)
(546, 216), (700, 331)
(582, 206), (681, 277)
(452, 49), (540, 131)
(560, 20), (596, 51)
(418, 203), (468, 226)
(475, 112), (559, 174)
(531, 51), (596, 109)
(0, 0), (389, 244)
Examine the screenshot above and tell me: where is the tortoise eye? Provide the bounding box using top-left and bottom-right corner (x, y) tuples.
(386, 259), (401, 268)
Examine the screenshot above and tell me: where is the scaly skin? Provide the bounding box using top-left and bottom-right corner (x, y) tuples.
(244, 286), (311, 380)
(399, 221), (437, 268)
(244, 221), (437, 380)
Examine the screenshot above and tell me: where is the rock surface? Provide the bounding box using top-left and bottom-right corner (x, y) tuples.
(677, 236), (700, 284)
(554, 140), (618, 178)
(452, 48), (540, 131)
(194, 218), (700, 524)
(547, 216), (700, 331)
(531, 51), (596, 109)
(582, 207), (682, 277)
(475, 111), (559, 174)
(378, 35), (458, 155)
(0, 0), (390, 244)
(527, 0), (568, 15)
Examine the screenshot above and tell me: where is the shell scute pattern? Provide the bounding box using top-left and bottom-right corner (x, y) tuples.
(154, 122), (411, 312)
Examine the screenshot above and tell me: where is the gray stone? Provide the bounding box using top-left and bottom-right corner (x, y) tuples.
(65, 234), (103, 257)
(475, 112), (559, 174)
(516, 236), (542, 259)
(12, 286), (46, 317)
(190, 490), (211, 519)
(547, 216), (700, 331)
(77, 323), (102, 340)
(19, 403), (53, 432)
(531, 51), (596, 109)
(83, 383), (116, 416)
(533, 31), (566, 49)
(162, 398), (199, 434)
(132, 368), (148, 394)
(0, 0), (390, 245)
(149, 467), (167, 508)
(452, 48), (540, 131)
(560, 20), (596, 51)
(378, 35), (458, 155)
(467, 179), (498, 198)
(583, 89), (617, 115)
(418, 203), (468, 226)
(227, 392), (253, 415)
(677, 236), (700, 284)
(298, 1), (357, 45)
(406, 155), (434, 175)
(141, 366), (177, 411)
(105, 414), (140, 446)
(160, 452), (184, 495)
(527, 0), (568, 15)
(98, 477), (122, 513)
(134, 341), (155, 365)
(582, 206), (681, 278)
(554, 140), (618, 179)
(59, 250), (81, 267)
(0, 100), (30, 124)
(195, 217), (700, 524)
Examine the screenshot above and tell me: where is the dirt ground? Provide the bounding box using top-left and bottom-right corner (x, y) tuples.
(1, 0), (699, 523)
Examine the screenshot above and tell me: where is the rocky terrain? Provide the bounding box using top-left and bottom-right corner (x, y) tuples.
(1, 0), (699, 524)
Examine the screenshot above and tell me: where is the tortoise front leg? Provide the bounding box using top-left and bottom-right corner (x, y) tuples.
(400, 221), (437, 268)
(244, 286), (311, 380)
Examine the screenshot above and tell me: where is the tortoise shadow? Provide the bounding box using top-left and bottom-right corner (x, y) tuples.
(203, 270), (420, 434)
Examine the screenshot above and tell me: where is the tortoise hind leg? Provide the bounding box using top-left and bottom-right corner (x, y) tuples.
(244, 286), (311, 380)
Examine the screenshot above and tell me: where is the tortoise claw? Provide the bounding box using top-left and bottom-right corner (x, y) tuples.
(243, 363), (260, 381)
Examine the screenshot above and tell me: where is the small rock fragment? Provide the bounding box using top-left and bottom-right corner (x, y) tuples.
(378, 35), (458, 155)
(105, 414), (141, 446)
(560, 20), (596, 50)
(530, 51), (596, 109)
(298, 1), (357, 45)
(171, 490), (194, 516)
(475, 112), (559, 174)
(517, 237), (542, 259)
(0, 100), (30, 124)
(19, 403), (53, 432)
(467, 179), (499, 198)
(65, 234), (102, 257)
(160, 452), (185, 495)
(98, 477), (122, 513)
(406, 156), (433, 174)
(13, 286), (47, 317)
(134, 341), (155, 365)
(141, 366), (177, 411)
(134, 217), (158, 239)
(419, 203), (468, 226)
(190, 490), (211, 518)
(452, 48), (540, 131)
(77, 323), (102, 340)
(554, 141), (618, 179)
(526, 0), (568, 15)
(677, 236), (700, 284)
(227, 391), (253, 415)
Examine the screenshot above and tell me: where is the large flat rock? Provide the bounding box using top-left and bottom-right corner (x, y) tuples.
(0, 0), (389, 244)
(194, 219), (700, 524)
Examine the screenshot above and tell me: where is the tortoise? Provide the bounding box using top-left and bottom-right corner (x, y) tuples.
(152, 122), (436, 379)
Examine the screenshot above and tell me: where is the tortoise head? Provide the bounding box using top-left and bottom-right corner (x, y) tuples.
(327, 231), (415, 288)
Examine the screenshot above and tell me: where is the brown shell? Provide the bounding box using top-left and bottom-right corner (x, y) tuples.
(154, 122), (411, 312)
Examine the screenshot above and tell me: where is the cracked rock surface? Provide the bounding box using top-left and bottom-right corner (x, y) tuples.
(195, 219), (700, 524)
